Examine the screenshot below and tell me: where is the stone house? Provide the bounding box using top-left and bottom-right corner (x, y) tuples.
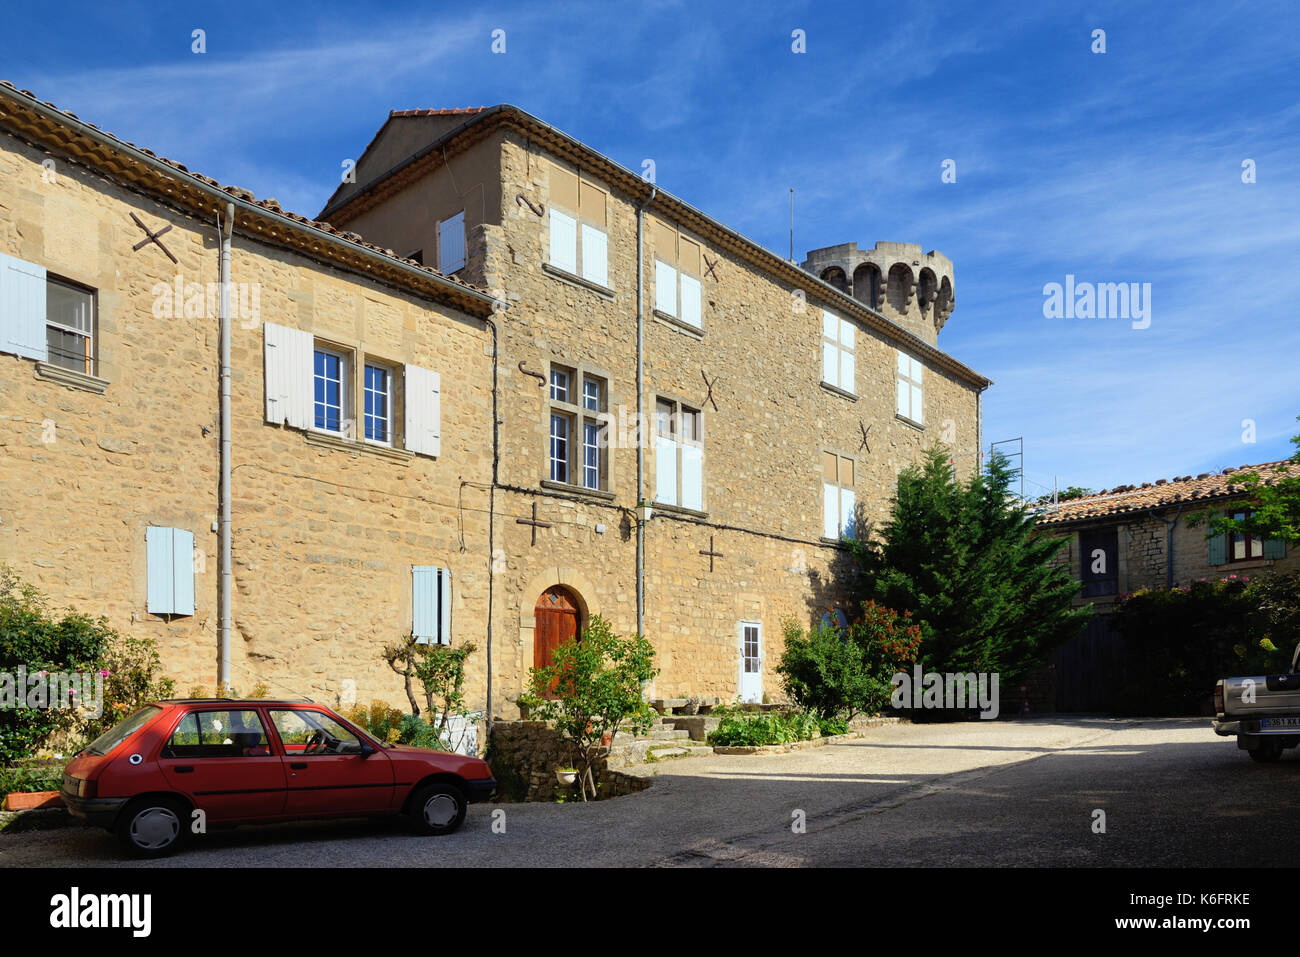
(0, 86), (991, 720)
(1035, 461), (1299, 711)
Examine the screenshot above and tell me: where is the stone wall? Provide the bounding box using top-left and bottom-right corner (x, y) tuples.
(484, 720), (649, 802)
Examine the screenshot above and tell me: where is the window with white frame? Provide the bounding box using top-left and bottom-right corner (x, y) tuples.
(46, 277), (96, 374)
(896, 351), (924, 424)
(314, 347), (347, 435)
(822, 452), (856, 540)
(547, 366), (607, 490)
(548, 164), (609, 287)
(821, 309), (855, 393)
(655, 398), (704, 510)
(653, 219), (703, 328)
(363, 363), (393, 444)
(438, 212), (466, 274)
(0, 254), (100, 376)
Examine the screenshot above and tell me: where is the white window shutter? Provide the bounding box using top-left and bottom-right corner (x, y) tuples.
(680, 274), (702, 327)
(841, 348), (855, 393)
(822, 341), (838, 388)
(840, 489), (856, 539)
(438, 567), (452, 645)
(897, 350), (909, 377)
(549, 209), (577, 274)
(656, 434), (678, 506)
(655, 261), (677, 316)
(580, 224), (608, 287)
(263, 322), (313, 429)
(911, 383), (923, 424)
(897, 378), (909, 417)
(681, 444), (703, 511)
(404, 364), (441, 457)
(0, 251), (48, 361)
(412, 565), (436, 643)
(172, 528), (195, 616)
(439, 212), (466, 273)
(838, 318), (855, 351)
(823, 483), (839, 539)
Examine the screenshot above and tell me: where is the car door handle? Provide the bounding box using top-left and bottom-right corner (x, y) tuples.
(174, 766), (194, 773)
(290, 762), (308, 769)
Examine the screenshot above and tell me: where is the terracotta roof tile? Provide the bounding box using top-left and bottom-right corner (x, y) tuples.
(1035, 459), (1300, 526)
(389, 107), (487, 117)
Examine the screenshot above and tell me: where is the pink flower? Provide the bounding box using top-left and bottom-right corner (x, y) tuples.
(98, 669), (109, 677)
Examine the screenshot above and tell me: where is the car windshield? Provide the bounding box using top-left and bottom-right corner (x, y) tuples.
(83, 705), (163, 756)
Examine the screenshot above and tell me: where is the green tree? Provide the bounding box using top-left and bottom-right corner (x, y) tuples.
(847, 446), (1089, 683)
(1034, 486), (1093, 505)
(1190, 415), (1300, 546)
(777, 602), (922, 721)
(381, 635), (479, 751)
(521, 616), (658, 801)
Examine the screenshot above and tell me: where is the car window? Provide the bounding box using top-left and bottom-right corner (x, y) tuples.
(270, 709), (364, 755)
(84, 705), (162, 756)
(161, 710), (271, 758)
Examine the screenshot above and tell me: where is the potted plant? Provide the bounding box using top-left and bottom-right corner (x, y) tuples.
(555, 766), (578, 786)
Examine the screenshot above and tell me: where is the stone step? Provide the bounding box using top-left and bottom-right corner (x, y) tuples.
(663, 716), (721, 741)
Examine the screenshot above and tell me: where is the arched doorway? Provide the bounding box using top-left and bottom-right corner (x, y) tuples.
(534, 586), (581, 690)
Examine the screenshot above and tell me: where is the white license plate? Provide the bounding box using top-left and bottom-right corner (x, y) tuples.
(1259, 716), (1300, 731)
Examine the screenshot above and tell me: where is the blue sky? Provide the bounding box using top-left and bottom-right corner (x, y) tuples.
(4, 0), (1297, 496)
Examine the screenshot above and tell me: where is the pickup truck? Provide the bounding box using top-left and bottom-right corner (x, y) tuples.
(1214, 645), (1300, 762)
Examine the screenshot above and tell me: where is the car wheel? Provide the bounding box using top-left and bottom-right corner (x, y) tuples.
(1249, 741), (1284, 763)
(408, 782), (467, 835)
(116, 797), (191, 858)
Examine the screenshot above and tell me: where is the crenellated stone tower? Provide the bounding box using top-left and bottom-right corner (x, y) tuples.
(800, 241), (955, 346)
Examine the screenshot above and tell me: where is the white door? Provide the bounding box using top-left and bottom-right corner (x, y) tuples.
(739, 621), (763, 703)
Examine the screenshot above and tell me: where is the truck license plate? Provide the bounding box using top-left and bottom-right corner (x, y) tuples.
(1260, 716), (1300, 731)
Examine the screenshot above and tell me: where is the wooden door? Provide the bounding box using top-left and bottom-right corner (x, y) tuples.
(534, 587), (580, 695)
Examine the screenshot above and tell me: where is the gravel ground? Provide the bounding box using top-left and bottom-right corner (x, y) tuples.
(2, 716), (1294, 867)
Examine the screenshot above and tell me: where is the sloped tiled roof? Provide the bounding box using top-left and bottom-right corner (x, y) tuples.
(0, 81), (497, 316)
(1036, 459), (1300, 526)
(389, 107), (488, 118)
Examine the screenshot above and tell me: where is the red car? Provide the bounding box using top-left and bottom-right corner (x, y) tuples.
(60, 698), (496, 857)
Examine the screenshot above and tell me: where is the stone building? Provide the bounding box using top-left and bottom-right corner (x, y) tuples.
(1035, 461), (1299, 710)
(0, 87), (992, 721)
(319, 104), (990, 713)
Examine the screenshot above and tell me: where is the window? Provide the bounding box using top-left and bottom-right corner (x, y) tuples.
(45, 278), (95, 374)
(313, 348), (347, 434)
(821, 309), (855, 393)
(412, 565), (452, 644)
(548, 164), (609, 287)
(270, 709), (366, 754)
(547, 366), (607, 490)
(822, 452), (856, 540)
(162, 710), (270, 759)
(655, 398), (704, 510)
(1079, 527), (1118, 596)
(438, 212), (466, 274)
(896, 351), (924, 424)
(146, 526), (195, 616)
(653, 219), (703, 327)
(363, 363), (392, 444)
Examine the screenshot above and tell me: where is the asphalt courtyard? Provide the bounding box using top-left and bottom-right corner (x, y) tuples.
(3, 716), (1297, 867)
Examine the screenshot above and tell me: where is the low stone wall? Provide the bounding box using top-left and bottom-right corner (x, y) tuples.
(484, 721), (650, 802)
(710, 715), (906, 755)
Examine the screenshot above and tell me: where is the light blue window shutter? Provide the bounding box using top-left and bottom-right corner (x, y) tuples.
(438, 567), (452, 645)
(1207, 511), (1227, 566)
(680, 274), (702, 327)
(0, 251), (48, 361)
(681, 444), (703, 511)
(1263, 538), (1287, 560)
(655, 434), (678, 506)
(412, 565), (437, 643)
(146, 527), (174, 614)
(171, 528), (195, 616)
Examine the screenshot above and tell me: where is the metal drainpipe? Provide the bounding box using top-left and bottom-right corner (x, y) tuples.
(218, 203), (234, 691)
(484, 316), (499, 727)
(1149, 505), (1183, 589)
(635, 186), (657, 640)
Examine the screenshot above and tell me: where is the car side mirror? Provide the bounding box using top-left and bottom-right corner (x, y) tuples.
(358, 742), (377, 758)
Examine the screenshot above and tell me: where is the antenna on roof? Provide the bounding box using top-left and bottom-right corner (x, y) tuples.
(789, 188), (794, 262)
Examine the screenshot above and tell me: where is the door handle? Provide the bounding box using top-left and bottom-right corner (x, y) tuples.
(174, 766), (194, 773)
(290, 762), (308, 770)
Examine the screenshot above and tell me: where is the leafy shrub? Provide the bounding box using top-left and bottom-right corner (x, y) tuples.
(1110, 574), (1296, 715)
(0, 762), (63, 794)
(344, 700), (405, 743)
(777, 602), (922, 721)
(80, 635), (176, 743)
(707, 709), (820, 747)
(817, 716), (849, 737)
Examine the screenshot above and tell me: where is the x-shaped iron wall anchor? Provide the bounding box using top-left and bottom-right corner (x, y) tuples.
(858, 421), (872, 453)
(701, 370), (720, 411)
(129, 213), (178, 264)
(702, 253), (719, 281)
